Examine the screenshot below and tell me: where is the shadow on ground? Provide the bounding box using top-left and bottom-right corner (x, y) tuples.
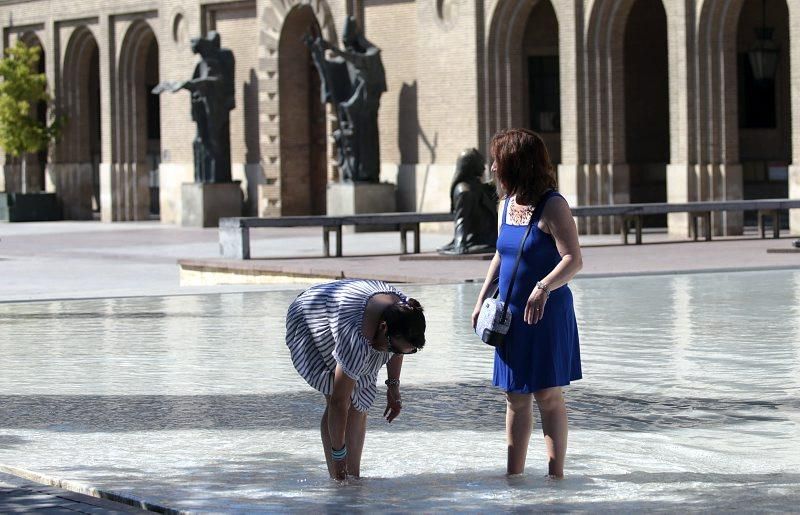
(0, 384), (794, 433)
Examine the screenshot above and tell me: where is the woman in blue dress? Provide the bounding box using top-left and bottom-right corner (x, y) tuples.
(287, 279), (426, 480)
(472, 129), (583, 478)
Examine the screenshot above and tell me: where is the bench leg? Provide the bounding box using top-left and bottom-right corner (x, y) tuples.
(758, 211), (765, 239)
(773, 210), (780, 239)
(704, 212), (712, 241)
(323, 227), (331, 257)
(692, 214), (699, 242)
(400, 225), (408, 254)
(621, 216), (632, 245)
(220, 226), (250, 259)
(635, 216), (642, 245)
(335, 225), (343, 257)
(413, 223), (421, 253)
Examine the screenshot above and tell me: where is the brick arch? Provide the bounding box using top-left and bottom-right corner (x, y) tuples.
(277, 5), (327, 216)
(54, 25), (101, 219)
(19, 31), (43, 49)
(258, 0), (336, 216)
(584, 0), (662, 167)
(60, 26), (100, 164)
(694, 0), (795, 233)
(583, 0), (670, 233)
(696, 0), (794, 165)
(12, 31), (48, 194)
(484, 0), (561, 147)
(109, 19), (159, 221)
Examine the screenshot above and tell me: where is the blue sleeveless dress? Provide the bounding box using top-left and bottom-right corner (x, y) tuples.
(493, 190), (582, 393)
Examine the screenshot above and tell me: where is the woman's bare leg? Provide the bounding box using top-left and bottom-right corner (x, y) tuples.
(345, 406), (368, 477)
(321, 396), (368, 479)
(321, 396), (335, 477)
(533, 387), (568, 478)
(506, 392), (534, 475)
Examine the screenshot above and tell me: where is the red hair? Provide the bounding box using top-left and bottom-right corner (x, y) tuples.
(490, 128), (557, 206)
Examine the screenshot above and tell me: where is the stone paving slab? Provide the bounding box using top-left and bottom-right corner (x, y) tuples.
(0, 470), (151, 514)
(1, 220), (799, 300)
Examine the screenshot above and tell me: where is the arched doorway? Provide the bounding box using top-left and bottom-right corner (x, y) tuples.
(696, 0), (793, 235)
(736, 0), (791, 225)
(584, 0), (670, 232)
(277, 5), (327, 216)
(58, 26), (101, 219)
(522, 0), (560, 164)
(485, 0), (561, 154)
(624, 0), (669, 226)
(107, 20), (160, 221)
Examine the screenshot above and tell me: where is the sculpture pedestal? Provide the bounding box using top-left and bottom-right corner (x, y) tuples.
(181, 182), (242, 228)
(327, 182), (397, 232)
(0, 192), (61, 222)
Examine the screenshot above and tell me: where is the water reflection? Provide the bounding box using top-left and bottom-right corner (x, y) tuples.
(0, 271), (798, 511)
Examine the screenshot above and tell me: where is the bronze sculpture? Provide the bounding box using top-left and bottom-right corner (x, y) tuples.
(438, 148), (498, 255)
(305, 17), (386, 183)
(152, 31), (235, 183)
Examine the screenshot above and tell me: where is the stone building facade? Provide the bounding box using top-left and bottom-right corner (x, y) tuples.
(0, 0), (797, 234)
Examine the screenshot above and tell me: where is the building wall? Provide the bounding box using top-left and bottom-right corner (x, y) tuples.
(0, 0), (797, 233)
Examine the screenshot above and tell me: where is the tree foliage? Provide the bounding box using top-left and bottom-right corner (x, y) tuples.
(0, 40), (61, 158)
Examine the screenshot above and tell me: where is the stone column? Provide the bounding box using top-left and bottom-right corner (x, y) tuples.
(556, 2), (583, 214)
(0, 36), (5, 193)
(666, 4), (697, 237)
(99, 14), (115, 222)
(790, 1), (800, 233)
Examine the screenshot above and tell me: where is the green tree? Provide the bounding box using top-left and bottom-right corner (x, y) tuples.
(0, 40), (61, 193)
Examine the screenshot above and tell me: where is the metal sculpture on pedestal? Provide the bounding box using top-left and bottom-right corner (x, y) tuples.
(152, 31), (235, 183)
(305, 17), (387, 183)
(438, 148), (498, 255)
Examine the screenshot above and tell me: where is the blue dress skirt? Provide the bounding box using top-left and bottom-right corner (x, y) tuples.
(493, 191), (582, 393)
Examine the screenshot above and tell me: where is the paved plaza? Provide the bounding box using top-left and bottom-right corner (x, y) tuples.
(1, 221), (799, 512)
(1, 221), (799, 302)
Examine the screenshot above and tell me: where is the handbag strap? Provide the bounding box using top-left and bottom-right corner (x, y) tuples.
(500, 209), (536, 323)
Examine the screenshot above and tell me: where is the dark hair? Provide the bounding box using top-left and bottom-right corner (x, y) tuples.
(490, 128), (557, 206)
(382, 298), (426, 350)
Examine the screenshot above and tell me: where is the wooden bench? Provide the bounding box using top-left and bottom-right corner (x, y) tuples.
(572, 199), (800, 245)
(219, 212), (453, 259)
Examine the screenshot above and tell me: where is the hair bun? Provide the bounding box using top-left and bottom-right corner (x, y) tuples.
(406, 297), (422, 311)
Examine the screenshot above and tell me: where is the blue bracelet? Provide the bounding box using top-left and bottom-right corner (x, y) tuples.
(331, 445), (348, 461)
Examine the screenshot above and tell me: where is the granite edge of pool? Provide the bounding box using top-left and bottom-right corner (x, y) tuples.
(0, 464), (185, 514)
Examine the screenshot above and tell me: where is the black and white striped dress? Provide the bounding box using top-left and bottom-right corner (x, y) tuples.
(286, 279), (405, 412)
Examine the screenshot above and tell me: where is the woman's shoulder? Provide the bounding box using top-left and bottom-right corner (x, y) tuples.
(538, 189), (567, 207)
(539, 191), (573, 222)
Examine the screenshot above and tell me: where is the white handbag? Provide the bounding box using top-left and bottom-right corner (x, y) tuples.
(475, 213), (536, 347)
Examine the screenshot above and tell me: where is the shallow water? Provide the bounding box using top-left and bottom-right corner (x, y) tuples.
(1, 270), (799, 512)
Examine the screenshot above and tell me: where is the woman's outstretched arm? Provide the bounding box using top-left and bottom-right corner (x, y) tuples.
(524, 196), (583, 325)
(384, 355), (403, 422)
(472, 204), (504, 328)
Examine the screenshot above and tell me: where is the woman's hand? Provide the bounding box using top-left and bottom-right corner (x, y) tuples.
(471, 302), (483, 329)
(524, 287), (547, 325)
(384, 384), (402, 422)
